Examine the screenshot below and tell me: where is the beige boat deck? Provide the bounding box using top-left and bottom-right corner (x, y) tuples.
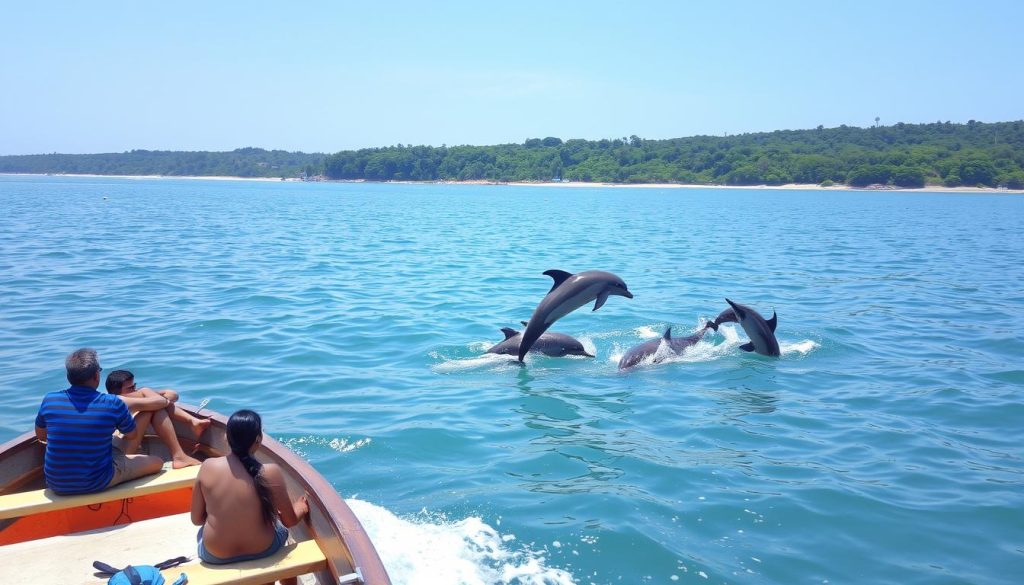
(0, 512), (326, 585)
(0, 464), (200, 520)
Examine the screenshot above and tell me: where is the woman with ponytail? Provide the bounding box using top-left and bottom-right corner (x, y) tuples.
(190, 410), (309, 579)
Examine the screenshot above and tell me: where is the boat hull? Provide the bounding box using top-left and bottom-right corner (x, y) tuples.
(0, 403), (390, 585)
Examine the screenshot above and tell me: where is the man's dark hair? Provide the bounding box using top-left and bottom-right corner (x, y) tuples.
(66, 348), (101, 386)
(105, 370), (134, 394)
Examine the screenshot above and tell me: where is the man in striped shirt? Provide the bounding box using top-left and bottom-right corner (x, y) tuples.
(34, 348), (163, 495)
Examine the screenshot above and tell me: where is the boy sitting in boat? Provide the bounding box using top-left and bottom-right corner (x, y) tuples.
(34, 348), (164, 494)
(191, 409), (309, 583)
(105, 369), (209, 469)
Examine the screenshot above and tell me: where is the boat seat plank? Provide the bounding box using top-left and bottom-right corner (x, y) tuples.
(0, 464), (199, 520)
(163, 539), (326, 585)
(0, 512), (326, 585)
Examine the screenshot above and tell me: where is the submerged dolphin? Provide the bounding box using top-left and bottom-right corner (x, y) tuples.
(518, 269), (633, 362)
(487, 323), (594, 358)
(618, 326), (712, 370)
(725, 298), (780, 357)
(707, 307), (738, 331)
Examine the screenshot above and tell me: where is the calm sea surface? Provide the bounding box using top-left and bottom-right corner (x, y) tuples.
(1, 175), (1022, 584)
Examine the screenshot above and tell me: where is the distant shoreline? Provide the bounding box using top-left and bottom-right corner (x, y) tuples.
(2, 173), (1022, 194)
(434, 179), (1024, 195)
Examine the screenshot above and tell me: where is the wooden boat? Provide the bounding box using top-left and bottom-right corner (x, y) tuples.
(0, 403), (391, 585)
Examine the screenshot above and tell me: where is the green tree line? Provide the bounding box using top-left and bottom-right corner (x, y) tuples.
(322, 121), (1024, 188)
(3, 121), (1024, 188)
(0, 147), (324, 179)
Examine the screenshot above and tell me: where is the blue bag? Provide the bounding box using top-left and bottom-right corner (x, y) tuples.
(107, 565), (165, 585)
(93, 557), (190, 585)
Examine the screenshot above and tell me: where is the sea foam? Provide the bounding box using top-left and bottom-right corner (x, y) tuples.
(348, 499), (576, 585)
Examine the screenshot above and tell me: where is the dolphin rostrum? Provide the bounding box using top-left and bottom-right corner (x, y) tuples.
(487, 322), (594, 358)
(725, 298), (780, 357)
(618, 325), (712, 369)
(707, 307), (738, 331)
(518, 269), (633, 362)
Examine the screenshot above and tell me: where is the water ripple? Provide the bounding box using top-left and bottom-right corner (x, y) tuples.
(1, 177), (1022, 584)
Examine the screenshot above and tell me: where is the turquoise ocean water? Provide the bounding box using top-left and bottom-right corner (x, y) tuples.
(1, 175), (1022, 584)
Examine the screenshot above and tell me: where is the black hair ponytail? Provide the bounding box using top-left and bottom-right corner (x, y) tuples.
(226, 409), (276, 525)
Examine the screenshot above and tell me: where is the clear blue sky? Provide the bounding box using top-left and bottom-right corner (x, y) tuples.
(2, 0), (1022, 155)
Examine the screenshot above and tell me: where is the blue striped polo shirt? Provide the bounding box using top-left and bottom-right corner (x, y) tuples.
(34, 385), (137, 495)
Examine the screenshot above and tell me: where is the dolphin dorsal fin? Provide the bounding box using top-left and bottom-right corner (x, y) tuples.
(767, 311), (778, 332)
(663, 327), (672, 340)
(543, 269), (574, 293)
(500, 328), (519, 340)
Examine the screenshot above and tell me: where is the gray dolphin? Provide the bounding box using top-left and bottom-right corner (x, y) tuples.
(618, 326), (712, 369)
(725, 298), (780, 357)
(518, 269), (633, 362)
(487, 322), (594, 358)
(707, 307), (738, 331)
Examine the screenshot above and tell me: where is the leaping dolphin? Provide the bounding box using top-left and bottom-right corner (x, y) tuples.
(618, 325), (712, 369)
(518, 269), (633, 362)
(725, 298), (780, 357)
(487, 323), (594, 358)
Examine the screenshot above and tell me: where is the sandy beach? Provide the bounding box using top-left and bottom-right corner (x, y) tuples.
(425, 179), (1024, 195)
(4, 173), (1021, 194)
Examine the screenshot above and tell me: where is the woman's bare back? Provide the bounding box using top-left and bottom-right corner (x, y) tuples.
(195, 455), (277, 557)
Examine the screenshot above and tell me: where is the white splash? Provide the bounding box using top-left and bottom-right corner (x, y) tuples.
(348, 498), (576, 585)
(468, 341), (493, 353)
(607, 343), (627, 366)
(706, 325), (820, 359)
(431, 353), (520, 373)
(782, 340), (819, 355)
(717, 324), (744, 345)
(276, 435), (372, 457)
(614, 324), (745, 368)
(634, 325), (662, 339)
(577, 336), (598, 358)
(329, 437), (371, 453)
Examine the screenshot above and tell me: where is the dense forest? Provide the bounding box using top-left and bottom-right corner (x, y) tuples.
(322, 121), (1024, 188)
(0, 147), (324, 179)
(3, 121), (1024, 188)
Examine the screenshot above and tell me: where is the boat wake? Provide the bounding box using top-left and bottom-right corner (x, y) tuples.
(348, 499), (576, 585)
